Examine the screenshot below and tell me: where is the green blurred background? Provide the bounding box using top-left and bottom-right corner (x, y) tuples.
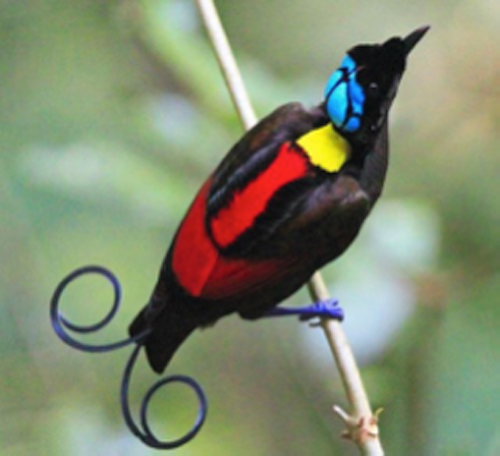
(1, 0), (498, 454)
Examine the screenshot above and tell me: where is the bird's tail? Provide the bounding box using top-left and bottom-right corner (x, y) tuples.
(129, 299), (197, 374)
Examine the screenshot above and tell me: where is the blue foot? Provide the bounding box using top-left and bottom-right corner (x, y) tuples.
(265, 299), (344, 322)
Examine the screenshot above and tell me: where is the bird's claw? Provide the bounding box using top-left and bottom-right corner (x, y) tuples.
(298, 299), (344, 321)
(265, 298), (344, 322)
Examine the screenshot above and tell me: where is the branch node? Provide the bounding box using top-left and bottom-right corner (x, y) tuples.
(333, 404), (381, 444)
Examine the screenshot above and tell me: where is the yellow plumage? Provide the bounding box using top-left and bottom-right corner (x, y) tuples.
(297, 124), (351, 172)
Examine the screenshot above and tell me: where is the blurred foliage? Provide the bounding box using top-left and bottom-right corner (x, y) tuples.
(0, 0), (498, 455)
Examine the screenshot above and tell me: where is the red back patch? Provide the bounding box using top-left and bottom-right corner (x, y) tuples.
(170, 144), (310, 300)
(210, 143), (309, 248)
(170, 179), (217, 297)
(170, 178), (298, 300)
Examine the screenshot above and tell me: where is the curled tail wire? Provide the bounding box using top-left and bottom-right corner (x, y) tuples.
(50, 265), (207, 449)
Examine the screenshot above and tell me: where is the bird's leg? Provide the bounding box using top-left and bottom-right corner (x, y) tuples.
(264, 298), (344, 321)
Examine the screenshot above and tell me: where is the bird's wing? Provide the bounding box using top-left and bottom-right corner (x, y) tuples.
(205, 103), (328, 256)
(208, 102), (325, 205)
(169, 102), (370, 302)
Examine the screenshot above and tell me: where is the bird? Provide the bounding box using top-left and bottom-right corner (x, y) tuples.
(129, 26), (429, 374)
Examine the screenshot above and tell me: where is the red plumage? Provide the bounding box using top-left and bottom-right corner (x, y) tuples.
(171, 142), (311, 301)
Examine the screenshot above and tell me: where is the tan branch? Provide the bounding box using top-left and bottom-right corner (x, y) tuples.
(195, 0), (384, 453)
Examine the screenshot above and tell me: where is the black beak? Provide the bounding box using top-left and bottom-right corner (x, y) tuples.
(403, 25), (430, 55)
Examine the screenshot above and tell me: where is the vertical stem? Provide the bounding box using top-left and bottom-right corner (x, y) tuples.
(195, 0), (257, 130)
(195, 1), (383, 454)
(308, 272), (372, 417)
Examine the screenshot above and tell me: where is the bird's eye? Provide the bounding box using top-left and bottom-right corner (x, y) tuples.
(367, 82), (380, 98)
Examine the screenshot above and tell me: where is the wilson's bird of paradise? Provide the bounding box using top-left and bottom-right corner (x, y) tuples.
(130, 27), (430, 374)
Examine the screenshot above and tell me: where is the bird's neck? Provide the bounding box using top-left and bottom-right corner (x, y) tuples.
(294, 113), (389, 203)
(295, 124), (351, 173)
(358, 121), (389, 202)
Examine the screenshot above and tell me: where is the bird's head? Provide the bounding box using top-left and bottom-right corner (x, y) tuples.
(324, 26), (429, 143)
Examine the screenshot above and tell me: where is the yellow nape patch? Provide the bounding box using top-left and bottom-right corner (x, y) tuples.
(297, 124), (351, 172)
